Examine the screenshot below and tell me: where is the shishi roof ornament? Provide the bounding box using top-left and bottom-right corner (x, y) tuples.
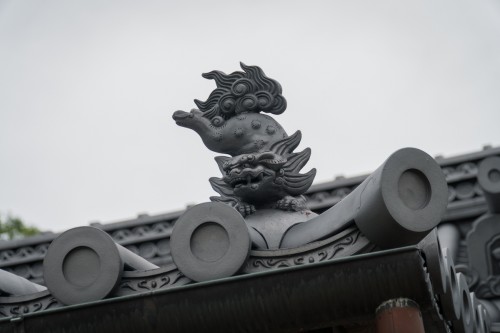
(173, 63), (316, 217)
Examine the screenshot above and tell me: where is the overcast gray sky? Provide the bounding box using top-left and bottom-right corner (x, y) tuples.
(1, 0), (499, 232)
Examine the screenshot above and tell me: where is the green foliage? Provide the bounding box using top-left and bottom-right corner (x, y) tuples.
(0, 214), (40, 240)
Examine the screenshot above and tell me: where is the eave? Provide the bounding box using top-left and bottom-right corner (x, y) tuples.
(0, 247), (446, 333)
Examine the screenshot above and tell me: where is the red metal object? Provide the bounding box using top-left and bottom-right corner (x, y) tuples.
(376, 298), (425, 333)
